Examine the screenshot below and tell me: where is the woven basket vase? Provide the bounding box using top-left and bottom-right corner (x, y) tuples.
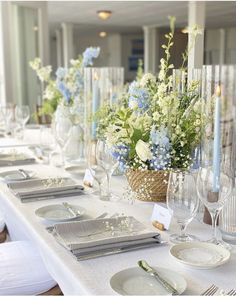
(126, 169), (169, 202)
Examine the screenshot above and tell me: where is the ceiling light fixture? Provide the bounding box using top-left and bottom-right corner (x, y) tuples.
(97, 10), (112, 20)
(99, 31), (107, 38)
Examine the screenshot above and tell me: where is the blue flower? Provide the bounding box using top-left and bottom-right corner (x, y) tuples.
(150, 126), (170, 149)
(149, 144), (170, 170)
(56, 67), (67, 80)
(111, 144), (129, 171)
(82, 47), (100, 67)
(128, 81), (149, 112)
(57, 82), (71, 103)
(149, 126), (171, 170)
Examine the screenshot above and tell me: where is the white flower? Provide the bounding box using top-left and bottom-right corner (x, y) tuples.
(135, 140), (152, 162)
(140, 73), (155, 88)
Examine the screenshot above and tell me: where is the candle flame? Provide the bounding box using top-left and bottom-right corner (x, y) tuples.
(215, 85), (221, 97)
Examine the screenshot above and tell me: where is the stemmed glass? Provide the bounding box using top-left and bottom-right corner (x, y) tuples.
(96, 140), (119, 199)
(54, 118), (72, 166)
(15, 105), (30, 138)
(87, 141), (108, 200)
(2, 106), (14, 136)
(40, 126), (55, 163)
(167, 170), (199, 244)
(197, 166), (233, 247)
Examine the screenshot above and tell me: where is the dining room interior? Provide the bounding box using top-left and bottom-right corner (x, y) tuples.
(0, 0), (236, 295)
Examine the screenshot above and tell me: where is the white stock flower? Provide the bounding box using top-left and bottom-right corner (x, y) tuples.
(140, 73), (156, 88)
(135, 140), (152, 162)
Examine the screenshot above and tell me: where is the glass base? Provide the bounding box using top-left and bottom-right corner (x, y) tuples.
(169, 233), (198, 244)
(206, 237), (232, 250)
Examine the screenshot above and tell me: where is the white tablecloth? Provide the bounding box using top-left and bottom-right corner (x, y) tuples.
(0, 135), (236, 295)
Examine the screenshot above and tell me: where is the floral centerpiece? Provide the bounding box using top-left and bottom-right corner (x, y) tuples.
(30, 47), (100, 122)
(95, 18), (204, 201)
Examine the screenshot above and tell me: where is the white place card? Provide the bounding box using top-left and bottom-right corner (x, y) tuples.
(151, 204), (172, 230)
(83, 169), (94, 186)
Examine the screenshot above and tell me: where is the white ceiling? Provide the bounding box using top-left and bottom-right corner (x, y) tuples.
(48, 1), (236, 34)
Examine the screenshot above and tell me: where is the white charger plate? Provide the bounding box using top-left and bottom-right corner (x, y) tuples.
(35, 204), (85, 222)
(110, 266), (187, 295)
(170, 242), (230, 269)
(0, 170), (34, 182)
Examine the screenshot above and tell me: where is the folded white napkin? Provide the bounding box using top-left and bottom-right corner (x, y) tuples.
(53, 216), (160, 259)
(8, 178), (84, 202)
(0, 153), (35, 166)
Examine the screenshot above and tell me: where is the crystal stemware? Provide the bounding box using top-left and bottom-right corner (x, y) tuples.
(15, 105), (30, 137)
(167, 169), (199, 244)
(87, 141), (108, 200)
(54, 118), (72, 166)
(96, 140), (119, 199)
(1, 106), (14, 136)
(197, 166), (233, 247)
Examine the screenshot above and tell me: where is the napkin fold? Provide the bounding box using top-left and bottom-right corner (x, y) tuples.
(8, 177), (84, 202)
(0, 153), (35, 166)
(52, 216), (161, 260)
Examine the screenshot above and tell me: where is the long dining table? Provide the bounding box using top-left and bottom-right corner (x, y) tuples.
(0, 128), (236, 295)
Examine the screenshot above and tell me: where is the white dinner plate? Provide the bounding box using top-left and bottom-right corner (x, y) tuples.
(110, 266), (187, 295)
(65, 165), (87, 179)
(0, 170), (35, 182)
(35, 204), (85, 222)
(170, 242), (230, 269)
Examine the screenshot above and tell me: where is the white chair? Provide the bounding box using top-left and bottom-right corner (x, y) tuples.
(0, 240), (62, 295)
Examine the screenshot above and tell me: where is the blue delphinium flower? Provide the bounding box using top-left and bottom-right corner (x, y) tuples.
(57, 82), (72, 103)
(82, 47), (100, 67)
(149, 126), (171, 170)
(56, 67), (67, 80)
(111, 144), (129, 171)
(128, 81), (149, 112)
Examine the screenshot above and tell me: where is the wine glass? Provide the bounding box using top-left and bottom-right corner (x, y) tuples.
(197, 166), (233, 247)
(87, 141), (108, 200)
(40, 126), (55, 163)
(167, 169), (199, 244)
(1, 106), (14, 136)
(54, 118), (72, 166)
(96, 140), (119, 199)
(15, 105), (30, 138)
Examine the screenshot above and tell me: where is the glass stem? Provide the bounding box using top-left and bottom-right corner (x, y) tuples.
(179, 223), (188, 238)
(106, 172), (111, 195)
(209, 210), (219, 241)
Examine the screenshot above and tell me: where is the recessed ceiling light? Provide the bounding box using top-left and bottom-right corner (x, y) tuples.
(99, 31), (107, 38)
(33, 26), (38, 31)
(97, 10), (112, 20)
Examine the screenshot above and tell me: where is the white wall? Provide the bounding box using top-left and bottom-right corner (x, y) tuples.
(205, 27), (236, 64)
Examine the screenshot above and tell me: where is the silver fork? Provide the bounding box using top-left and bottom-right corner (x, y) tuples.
(201, 285), (219, 296)
(227, 289), (236, 296)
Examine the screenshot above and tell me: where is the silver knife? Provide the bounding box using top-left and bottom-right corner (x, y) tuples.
(62, 202), (80, 217)
(138, 260), (178, 295)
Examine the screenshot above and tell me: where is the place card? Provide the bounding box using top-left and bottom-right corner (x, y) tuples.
(151, 204), (172, 230)
(83, 169), (94, 187)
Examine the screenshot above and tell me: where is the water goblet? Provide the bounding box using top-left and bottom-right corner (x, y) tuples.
(54, 118), (72, 167)
(87, 141), (108, 201)
(15, 105), (30, 138)
(96, 140), (119, 199)
(197, 166), (233, 247)
(167, 169), (199, 244)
